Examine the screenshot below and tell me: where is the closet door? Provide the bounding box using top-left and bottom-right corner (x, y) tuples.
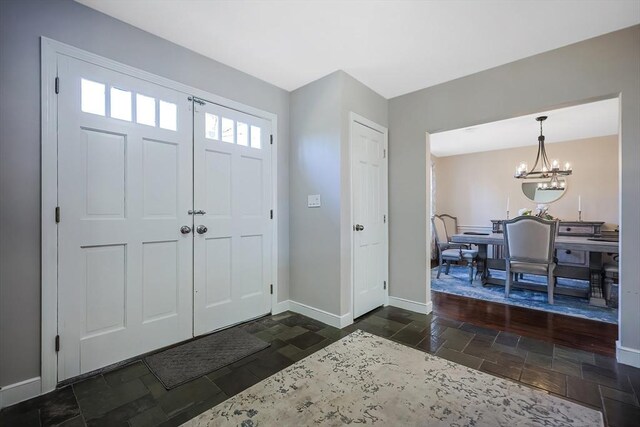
(352, 119), (388, 319)
(57, 56), (193, 380)
(192, 101), (273, 335)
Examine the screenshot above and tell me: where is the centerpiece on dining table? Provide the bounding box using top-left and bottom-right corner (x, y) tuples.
(517, 204), (557, 221)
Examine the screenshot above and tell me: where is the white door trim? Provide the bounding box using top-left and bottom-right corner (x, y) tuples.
(348, 112), (389, 324)
(40, 37), (279, 394)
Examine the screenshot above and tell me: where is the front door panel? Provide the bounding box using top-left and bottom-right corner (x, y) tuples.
(193, 102), (272, 335)
(57, 56), (193, 380)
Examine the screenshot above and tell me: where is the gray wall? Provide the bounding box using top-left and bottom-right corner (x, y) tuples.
(389, 25), (640, 353)
(0, 0), (290, 387)
(290, 72), (343, 314)
(290, 71), (387, 316)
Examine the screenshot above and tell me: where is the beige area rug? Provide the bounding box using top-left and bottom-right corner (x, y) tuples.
(184, 330), (603, 426)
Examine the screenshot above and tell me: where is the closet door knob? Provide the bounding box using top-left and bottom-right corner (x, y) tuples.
(196, 225), (208, 234)
(180, 226), (192, 234)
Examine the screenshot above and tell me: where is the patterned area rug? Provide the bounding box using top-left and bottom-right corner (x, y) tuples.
(184, 330), (603, 426)
(431, 265), (617, 324)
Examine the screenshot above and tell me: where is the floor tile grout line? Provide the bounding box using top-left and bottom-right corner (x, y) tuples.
(598, 385), (609, 427)
(459, 333), (476, 354)
(69, 376), (87, 426)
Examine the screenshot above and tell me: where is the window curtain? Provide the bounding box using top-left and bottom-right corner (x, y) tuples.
(430, 160), (437, 260)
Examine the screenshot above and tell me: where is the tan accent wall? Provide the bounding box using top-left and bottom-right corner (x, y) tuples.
(433, 135), (619, 230)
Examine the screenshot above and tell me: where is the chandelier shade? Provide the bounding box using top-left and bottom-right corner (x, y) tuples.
(514, 116), (572, 186)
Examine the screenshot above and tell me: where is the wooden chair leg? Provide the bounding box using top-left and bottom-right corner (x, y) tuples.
(505, 263), (512, 298)
(468, 261), (474, 284)
(437, 254), (443, 278)
(547, 270), (554, 305)
(445, 261), (451, 275)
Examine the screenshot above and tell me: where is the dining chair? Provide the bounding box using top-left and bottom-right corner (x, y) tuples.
(437, 214), (459, 240)
(432, 215), (478, 283)
(502, 216), (559, 304)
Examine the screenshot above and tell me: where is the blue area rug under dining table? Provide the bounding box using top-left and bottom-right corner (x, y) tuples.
(431, 265), (617, 324)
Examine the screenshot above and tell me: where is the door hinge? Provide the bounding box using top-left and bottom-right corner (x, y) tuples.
(55, 206), (60, 223)
(270, 209), (273, 219)
(55, 335), (60, 352)
(270, 284), (273, 295)
(384, 281), (387, 290)
(270, 134), (273, 145)
(55, 77), (60, 94)
(383, 148), (386, 158)
(383, 214), (386, 224)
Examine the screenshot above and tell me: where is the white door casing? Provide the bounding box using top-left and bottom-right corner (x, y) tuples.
(42, 38), (278, 393)
(351, 115), (389, 319)
(192, 101), (273, 335)
(57, 56), (193, 380)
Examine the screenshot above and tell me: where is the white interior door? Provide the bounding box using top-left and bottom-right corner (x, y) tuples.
(193, 101), (273, 336)
(352, 118), (388, 318)
(57, 56), (193, 380)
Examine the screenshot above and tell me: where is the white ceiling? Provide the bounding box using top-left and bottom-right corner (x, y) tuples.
(75, 0), (640, 98)
(430, 98), (619, 157)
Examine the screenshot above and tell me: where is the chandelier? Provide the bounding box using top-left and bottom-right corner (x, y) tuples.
(514, 116), (571, 189)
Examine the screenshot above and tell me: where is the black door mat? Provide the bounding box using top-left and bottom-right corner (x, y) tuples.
(144, 328), (270, 389)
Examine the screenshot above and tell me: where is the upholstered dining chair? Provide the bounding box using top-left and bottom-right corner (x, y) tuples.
(437, 213), (459, 241)
(502, 216), (559, 304)
(432, 215), (478, 283)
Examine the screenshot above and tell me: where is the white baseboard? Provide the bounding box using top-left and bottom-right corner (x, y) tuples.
(0, 377), (41, 409)
(426, 301), (433, 314)
(287, 300), (351, 328)
(272, 300), (291, 315)
(388, 296), (432, 314)
(616, 341), (640, 368)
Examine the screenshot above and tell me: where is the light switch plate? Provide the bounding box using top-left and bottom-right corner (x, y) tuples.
(307, 194), (321, 208)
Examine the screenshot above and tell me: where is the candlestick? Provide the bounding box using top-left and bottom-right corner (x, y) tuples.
(506, 197), (510, 213)
(579, 210), (582, 222)
(578, 195), (582, 212)
(506, 210), (510, 220)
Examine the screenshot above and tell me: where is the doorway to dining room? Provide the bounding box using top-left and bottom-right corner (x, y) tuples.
(427, 97), (621, 334)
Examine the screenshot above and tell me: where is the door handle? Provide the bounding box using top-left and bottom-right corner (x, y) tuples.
(180, 225), (192, 234)
(196, 225), (208, 234)
(354, 224), (364, 231)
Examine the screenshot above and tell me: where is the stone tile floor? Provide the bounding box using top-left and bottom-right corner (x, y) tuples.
(1, 306), (639, 426)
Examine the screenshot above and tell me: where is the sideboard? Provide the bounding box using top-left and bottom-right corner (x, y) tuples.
(490, 220), (604, 237)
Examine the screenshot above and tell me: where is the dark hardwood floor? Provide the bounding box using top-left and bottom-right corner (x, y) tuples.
(432, 291), (618, 356)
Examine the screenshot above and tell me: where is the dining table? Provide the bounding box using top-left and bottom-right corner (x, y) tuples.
(450, 232), (619, 307)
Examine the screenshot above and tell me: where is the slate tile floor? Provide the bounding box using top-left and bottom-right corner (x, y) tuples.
(2, 307), (639, 427)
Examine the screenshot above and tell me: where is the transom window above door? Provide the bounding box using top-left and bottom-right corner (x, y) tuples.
(204, 112), (262, 149)
(80, 78), (178, 131)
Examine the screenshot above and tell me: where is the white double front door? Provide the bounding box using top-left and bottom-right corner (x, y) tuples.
(57, 56), (272, 381)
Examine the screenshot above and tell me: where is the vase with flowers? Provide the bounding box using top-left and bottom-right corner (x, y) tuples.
(518, 204), (556, 220)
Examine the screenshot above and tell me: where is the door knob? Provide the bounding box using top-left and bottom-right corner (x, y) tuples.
(180, 225), (192, 234)
(354, 224), (364, 231)
(196, 225), (208, 234)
